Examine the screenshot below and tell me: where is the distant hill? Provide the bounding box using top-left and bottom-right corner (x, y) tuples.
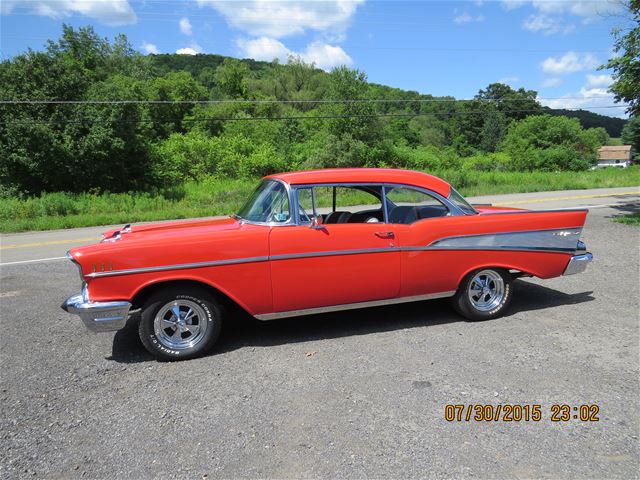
(545, 107), (626, 137)
(150, 53), (626, 136)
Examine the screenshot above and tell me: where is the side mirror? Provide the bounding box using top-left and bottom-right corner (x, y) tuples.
(310, 215), (326, 229)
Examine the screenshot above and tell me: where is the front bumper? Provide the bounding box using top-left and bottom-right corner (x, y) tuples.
(61, 292), (131, 333)
(563, 252), (593, 275)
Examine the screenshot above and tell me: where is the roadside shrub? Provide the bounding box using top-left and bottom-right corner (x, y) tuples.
(303, 134), (390, 169)
(239, 143), (287, 177)
(393, 144), (461, 170)
(151, 131), (222, 184)
(501, 115), (607, 171)
(462, 152), (512, 171)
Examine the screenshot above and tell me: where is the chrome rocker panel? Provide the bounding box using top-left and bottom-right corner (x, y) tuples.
(62, 292), (131, 333)
(563, 252), (593, 276)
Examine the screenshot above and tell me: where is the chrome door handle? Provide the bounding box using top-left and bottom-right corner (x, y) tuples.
(375, 231), (395, 239)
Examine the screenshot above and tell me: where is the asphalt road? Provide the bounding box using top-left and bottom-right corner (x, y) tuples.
(1, 187), (639, 479)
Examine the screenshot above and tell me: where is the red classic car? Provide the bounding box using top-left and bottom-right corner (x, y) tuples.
(62, 169), (592, 360)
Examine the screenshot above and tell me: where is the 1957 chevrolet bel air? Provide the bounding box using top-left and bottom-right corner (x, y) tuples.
(62, 169), (593, 360)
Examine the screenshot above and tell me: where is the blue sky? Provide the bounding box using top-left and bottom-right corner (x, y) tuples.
(0, 1), (630, 117)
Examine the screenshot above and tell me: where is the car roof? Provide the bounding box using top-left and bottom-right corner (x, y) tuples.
(266, 168), (451, 198)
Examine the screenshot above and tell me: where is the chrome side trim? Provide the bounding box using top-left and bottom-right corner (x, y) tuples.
(86, 238), (580, 279)
(254, 291), (456, 320)
(403, 246), (576, 254)
(269, 247), (397, 262)
(481, 208), (589, 215)
(428, 227), (582, 252)
(86, 255), (270, 278)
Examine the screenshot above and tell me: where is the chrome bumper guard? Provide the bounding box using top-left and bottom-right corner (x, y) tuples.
(61, 293), (131, 333)
(563, 252), (593, 276)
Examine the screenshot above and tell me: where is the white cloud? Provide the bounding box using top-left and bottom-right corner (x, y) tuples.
(196, 0), (364, 38)
(453, 11), (485, 24)
(532, 0), (623, 18)
(141, 41), (159, 55)
(176, 42), (203, 55)
(236, 37), (352, 70)
(523, 14), (574, 35)
(540, 83), (627, 118)
(176, 48), (199, 55)
(303, 41), (352, 70)
(1, 0), (136, 25)
(504, 1), (623, 35)
(236, 37), (291, 62)
(501, 0), (527, 11)
(502, 0), (623, 18)
(179, 17), (193, 36)
(586, 74), (612, 88)
(541, 51), (599, 75)
(542, 77), (562, 87)
(498, 76), (520, 85)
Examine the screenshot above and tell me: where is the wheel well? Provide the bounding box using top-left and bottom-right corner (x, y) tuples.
(131, 280), (245, 314)
(458, 266), (532, 287)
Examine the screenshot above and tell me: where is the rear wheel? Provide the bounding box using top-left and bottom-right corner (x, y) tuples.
(138, 287), (222, 361)
(452, 268), (512, 321)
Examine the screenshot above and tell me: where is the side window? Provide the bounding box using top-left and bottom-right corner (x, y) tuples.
(316, 185), (383, 224)
(295, 185), (384, 224)
(385, 187), (449, 224)
(296, 188), (313, 223)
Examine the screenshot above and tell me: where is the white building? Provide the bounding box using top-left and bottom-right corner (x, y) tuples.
(596, 145), (633, 168)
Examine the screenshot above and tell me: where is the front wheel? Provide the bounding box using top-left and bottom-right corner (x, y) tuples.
(138, 287), (222, 361)
(452, 268), (513, 321)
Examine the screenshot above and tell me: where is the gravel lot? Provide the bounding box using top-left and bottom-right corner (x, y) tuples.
(1, 203), (639, 479)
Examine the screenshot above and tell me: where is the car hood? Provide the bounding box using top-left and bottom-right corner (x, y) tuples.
(101, 217), (241, 241)
(68, 216), (271, 280)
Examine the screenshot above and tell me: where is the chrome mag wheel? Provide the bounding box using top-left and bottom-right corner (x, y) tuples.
(153, 299), (209, 350)
(467, 269), (505, 312)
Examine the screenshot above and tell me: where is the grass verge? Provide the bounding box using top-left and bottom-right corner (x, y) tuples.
(613, 213), (640, 227)
(2, 167), (639, 233)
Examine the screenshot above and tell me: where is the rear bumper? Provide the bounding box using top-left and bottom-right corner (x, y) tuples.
(563, 252), (593, 276)
(61, 291), (131, 333)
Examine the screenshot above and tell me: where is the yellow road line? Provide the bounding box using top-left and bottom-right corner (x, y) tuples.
(0, 237), (100, 250)
(494, 191), (640, 206)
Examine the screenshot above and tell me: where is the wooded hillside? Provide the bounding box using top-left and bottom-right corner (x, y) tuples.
(0, 25), (624, 196)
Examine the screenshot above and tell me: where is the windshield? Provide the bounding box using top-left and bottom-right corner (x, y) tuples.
(236, 180), (291, 224)
(448, 188), (477, 215)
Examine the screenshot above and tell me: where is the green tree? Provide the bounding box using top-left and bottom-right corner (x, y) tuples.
(143, 71), (209, 137)
(214, 58), (250, 98)
(622, 116), (640, 156)
(0, 25), (151, 193)
(323, 66), (381, 144)
(501, 115), (607, 171)
(605, 1), (640, 116)
(475, 83), (542, 121)
(479, 110), (508, 152)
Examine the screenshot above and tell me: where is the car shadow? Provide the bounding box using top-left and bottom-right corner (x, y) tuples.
(108, 279), (594, 364)
(606, 201), (640, 219)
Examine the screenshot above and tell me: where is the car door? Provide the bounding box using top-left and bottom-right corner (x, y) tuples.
(269, 184), (401, 313)
(383, 185), (459, 297)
